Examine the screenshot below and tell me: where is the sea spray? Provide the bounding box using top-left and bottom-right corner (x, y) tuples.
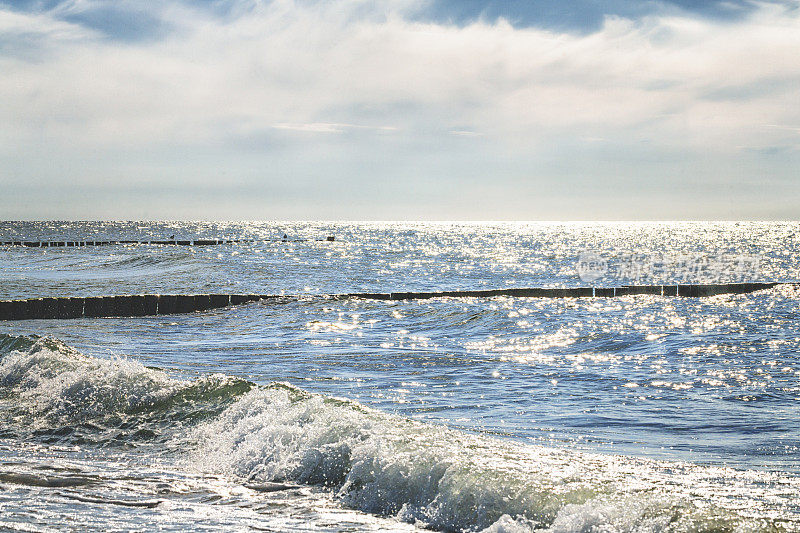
(188, 385), (786, 532)
(0, 334), (252, 442)
(0, 335), (794, 532)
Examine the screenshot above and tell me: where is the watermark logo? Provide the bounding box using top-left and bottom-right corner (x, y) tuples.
(575, 251), (762, 284)
(576, 252), (608, 283)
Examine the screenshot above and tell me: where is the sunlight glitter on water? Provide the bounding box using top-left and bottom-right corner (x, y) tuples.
(2, 221), (800, 531)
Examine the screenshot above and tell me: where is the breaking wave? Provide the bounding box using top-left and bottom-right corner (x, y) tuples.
(0, 334), (794, 532)
(0, 334), (252, 445)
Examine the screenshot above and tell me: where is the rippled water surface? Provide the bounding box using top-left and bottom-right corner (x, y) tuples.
(1, 221), (799, 532)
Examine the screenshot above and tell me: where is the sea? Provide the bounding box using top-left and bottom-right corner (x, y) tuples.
(1, 221), (799, 532)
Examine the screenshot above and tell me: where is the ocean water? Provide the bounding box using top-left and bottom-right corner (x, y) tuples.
(1, 221), (799, 532)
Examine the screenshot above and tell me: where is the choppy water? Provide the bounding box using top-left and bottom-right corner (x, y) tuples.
(1, 221), (799, 532)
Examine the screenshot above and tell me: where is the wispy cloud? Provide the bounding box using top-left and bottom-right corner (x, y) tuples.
(3, 1), (798, 148)
(273, 122), (397, 133)
(449, 130), (482, 137)
(1, 0), (799, 219)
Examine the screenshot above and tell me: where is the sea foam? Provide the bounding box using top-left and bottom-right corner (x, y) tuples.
(0, 334), (251, 440)
(0, 335), (791, 532)
(189, 385), (784, 532)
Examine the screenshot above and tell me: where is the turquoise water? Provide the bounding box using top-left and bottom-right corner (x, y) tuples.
(1, 221), (799, 531)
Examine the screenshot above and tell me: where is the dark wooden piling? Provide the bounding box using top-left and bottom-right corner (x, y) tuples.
(0, 283), (787, 321)
(157, 295), (177, 315)
(57, 298), (84, 319)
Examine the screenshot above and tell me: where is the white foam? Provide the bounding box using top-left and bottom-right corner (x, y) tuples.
(190, 386), (549, 530)
(480, 514), (536, 533)
(2, 336), (795, 532)
(0, 336), (242, 427)
(188, 385), (793, 532)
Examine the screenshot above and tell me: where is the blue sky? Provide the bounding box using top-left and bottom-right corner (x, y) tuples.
(1, 0), (799, 220)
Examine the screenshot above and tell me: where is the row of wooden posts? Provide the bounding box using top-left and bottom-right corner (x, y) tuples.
(0, 283), (779, 321)
(1, 237), (335, 247)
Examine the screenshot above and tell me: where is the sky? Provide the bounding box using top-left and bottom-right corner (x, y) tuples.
(1, 0), (799, 220)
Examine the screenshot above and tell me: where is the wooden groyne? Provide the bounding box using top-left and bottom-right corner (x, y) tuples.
(0, 283), (781, 321)
(1, 237), (335, 247)
(371, 282), (778, 299)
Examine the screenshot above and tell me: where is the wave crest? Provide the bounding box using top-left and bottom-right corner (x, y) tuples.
(189, 386), (784, 532)
(0, 335), (791, 531)
(0, 334), (252, 443)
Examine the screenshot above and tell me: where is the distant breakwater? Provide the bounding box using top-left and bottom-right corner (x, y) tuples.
(1, 237), (335, 247)
(0, 283), (781, 321)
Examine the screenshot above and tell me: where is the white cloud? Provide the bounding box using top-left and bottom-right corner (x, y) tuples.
(2, 1), (799, 148)
(1, 0), (799, 218)
(273, 122), (397, 133)
(0, 6), (94, 39)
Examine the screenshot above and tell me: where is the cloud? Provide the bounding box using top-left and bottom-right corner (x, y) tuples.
(3, 1), (799, 147)
(0, 4), (97, 48)
(273, 122), (397, 133)
(1, 0), (799, 218)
